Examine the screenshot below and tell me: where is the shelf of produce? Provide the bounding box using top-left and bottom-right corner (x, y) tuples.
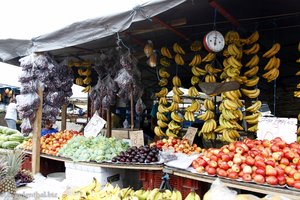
(164, 167), (300, 200)
(23, 150), (163, 170)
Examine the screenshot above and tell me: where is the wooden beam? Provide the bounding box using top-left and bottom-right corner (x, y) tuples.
(106, 107), (112, 137)
(152, 16), (189, 41)
(32, 86), (43, 174)
(61, 104), (67, 131)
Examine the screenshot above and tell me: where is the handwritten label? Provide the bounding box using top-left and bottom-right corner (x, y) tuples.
(257, 117), (297, 143)
(129, 130), (144, 147)
(84, 111), (106, 137)
(183, 127), (198, 145)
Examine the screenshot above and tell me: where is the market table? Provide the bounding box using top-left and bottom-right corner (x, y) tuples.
(23, 150), (163, 171)
(163, 166), (300, 200)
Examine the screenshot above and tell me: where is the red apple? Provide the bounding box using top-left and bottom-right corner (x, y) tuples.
(228, 143), (236, 151)
(254, 155), (264, 162)
(289, 142), (300, 149)
(256, 168), (266, 176)
(196, 166), (205, 173)
(246, 141), (255, 149)
(219, 161), (230, 171)
(294, 181), (300, 189)
(249, 150), (259, 158)
(233, 155), (242, 165)
(245, 156), (255, 166)
(280, 157), (290, 166)
(217, 168), (228, 177)
(272, 152), (283, 161)
(285, 151), (295, 161)
(276, 167), (285, 177)
(286, 177), (295, 187)
(209, 160), (218, 168)
(235, 146), (245, 155)
(283, 147), (291, 153)
(209, 155), (218, 162)
(253, 174), (265, 184)
(271, 145), (280, 152)
(241, 144), (249, 152)
(222, 148), (230, 154)
(294, 172), (300, 181)
(221, 154), (231, 162)
(232, 164), (241, 173)
(227, 161), (233, 167)
(207, 167), (217, 175)
(278, 164), (287, 169)
(266, 165), (277, 176)
(255, 160), (266, 169)
(252, 166), (257, 172)
(197, 159), (208, 167)
(228, 171), (239, 179)
(266, 176), (278, 185)
(288, 168), (297, 177)
(262, 139), (271, 147)
(277, 175), (286, 185)
(277, 141), (286, 149)
(242, 173), (252, 182)
(242, 165), (252, 174)
(293, 157), (300, 164)
(285, 166), (294, 175)
(265, 159), (276, 168)
(239, 171), (244, 177)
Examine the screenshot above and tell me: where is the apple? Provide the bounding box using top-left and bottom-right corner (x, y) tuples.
(285, 166), (294, 175)
(286, 177), (295, 187)
(262, 139), (271, 147)
(233, 155), (243, 165)
(249, 150), (259, 158)
(256, 168), (266, 176)
(228, 143), (236, 152)
(289, 142), (300, 149)
(242, 165), (252, 174)
(209, 160), (218, 168)
(266, 165), (277, 176)
(246, 141), (255, 149)
(294, 181), (300, 189)
(285, 151), (295, 161)
(272, 152), (283, 161)
(254, 155), (264, 162)
(294, 172), (300, 181)
(278, 164), (287, 170)
(196, 166), (205, 173)
(228, 171), (239, 179)
(283, 147), (291, 153)
(293, 157), (300, 164)
(235, 146), (245, 155)
(207, 167), (217, 175)
(241, 144), (249, 152)
(288, 168), (297, 177)
(277, 175), (286, 185)
(219, 161), (230, 171)
(232, 164), (241, 173)
(253, 174), (265, 184)
(238, 171), (244, 177)
(277, 141), (286, 149)
(245, 156), (255, 166)
(280, 157), (290, 166)
(252, 166), (257, 172)
(242, 173), (252, 182)
(210, 155), (218, 161)
(217, 168), (228, 177)
(261, 148), (271, 158)
(276, 167), (285, 177)
(221, 154), (231, 162)
(197, 159), (208, 167)
(270, 145), (280, 152)
(254, 160), (266, 169)
(265, 159), (276, 168)
(227, 161), (233, 167)
(266, 176), (278, 185)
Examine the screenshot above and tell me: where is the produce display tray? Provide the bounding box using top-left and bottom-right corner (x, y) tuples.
(165, 166), (300, 200)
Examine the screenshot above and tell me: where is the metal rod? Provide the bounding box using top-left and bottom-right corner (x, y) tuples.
(152, 16), (189, 41)
(208, 0), (240, 28)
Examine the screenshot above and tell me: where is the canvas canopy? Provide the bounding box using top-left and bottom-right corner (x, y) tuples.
(0, 0), (185, 61)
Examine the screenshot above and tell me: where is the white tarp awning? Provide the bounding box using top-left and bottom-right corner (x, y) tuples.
(0, 0), (185, 61)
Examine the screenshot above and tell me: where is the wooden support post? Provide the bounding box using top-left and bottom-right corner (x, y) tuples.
(32, 87), (43, 174)
(130, 92), (134, 130)
(61, 104), (67, 131)
(106, 107), (112, 137)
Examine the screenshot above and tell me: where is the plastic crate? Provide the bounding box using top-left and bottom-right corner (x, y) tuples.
(139, 170), (163, 189)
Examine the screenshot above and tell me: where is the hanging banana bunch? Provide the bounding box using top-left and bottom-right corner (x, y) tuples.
(294, 42), (300, 98)
(165, 75), (184, 137)
(262, 43), (281, 82)
(198, 99), (217, 140)
(218, 31), (245, 142)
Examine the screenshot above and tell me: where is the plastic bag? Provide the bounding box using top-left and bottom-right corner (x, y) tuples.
(20, 118), (33, 135)
(262, 195), (292, 200)
(114, 68), (133, 90)
(120, 51), (138, 71)
(135, 98), (146, 115)
(102, 96), (110, 110)
(20, 81), (38, 94)
(18, 69), (34, 83)
(16, 93), (40, 111)
(203, 178), (237, 200)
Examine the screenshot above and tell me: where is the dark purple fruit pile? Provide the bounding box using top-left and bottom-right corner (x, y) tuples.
(111, 145), (160, 164)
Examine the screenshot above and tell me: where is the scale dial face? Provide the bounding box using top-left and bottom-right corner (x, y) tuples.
(203, 30), (225, 52)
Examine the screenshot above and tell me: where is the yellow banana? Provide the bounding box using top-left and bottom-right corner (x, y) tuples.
(154, 126), (166, 137)
(175, 53), (185, 65)
(244, 43), (260, 55)
(245, 54), (259, 68)
(158, 78), (168, 86)
(191, 76), (200, 85)
(159, 68), (170, 78)
(263, 43), (281, 58)
(246, 100), (262, 113)
(262, 68), (279, 82)
(173, 43), (185, 54)
(157, 119), (168, 128)
(155, 87), (168, 97)
(191, 66), (207, 76)
(159, 97), (168, 105)
(171, 112), (184, 123)
(157, 112), (169, 121)
(241, 88), (260, 99)
(189, 54), (202, 66)
(173, 86), (184, 95)
(202, 52), (215, 62)
(245, 76), (260, 87)
(160, 47), (172, 59)
(173, 94), (182, 103)
(190, 40), (202, 51)
(160, 57), (171, 67)
(188, 86), (199, 97)
(204, 99), (215, 110)
(158, 104), (169, 113)
(244, 66), (259, 77)
(186, 100), (201, 112)
(167, 102), (179, 112)
(248, 124), (258, 132)
(172, 76), (182, 86)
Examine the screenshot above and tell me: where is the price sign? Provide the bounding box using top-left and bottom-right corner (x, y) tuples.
(257, 117), (297, 143)
(129, 130), (144, 147)
(183, 127), (198, 145)
(84, 111), (106, 137)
